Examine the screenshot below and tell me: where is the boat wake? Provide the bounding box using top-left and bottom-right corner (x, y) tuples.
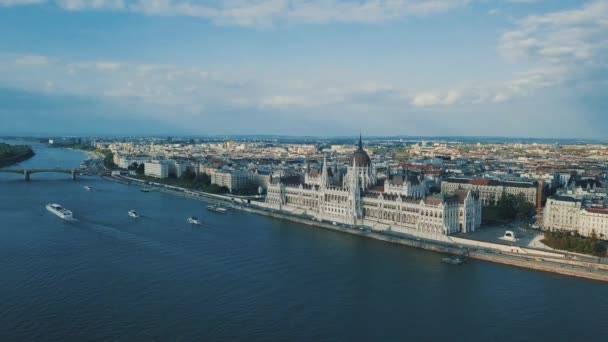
(75, 219), (185, 258)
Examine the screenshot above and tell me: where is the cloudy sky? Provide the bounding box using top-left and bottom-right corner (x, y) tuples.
(0, 0), (606, 137)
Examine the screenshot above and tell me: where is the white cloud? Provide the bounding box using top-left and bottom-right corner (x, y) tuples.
(411, 90), (462, 107)
(95, 61), (122, 72)
(411, 92), (441, 107)
(0, 0), (45, 6)
(499, 1), (608, 65)
(2, 0), (471, 26)
(1, 50), (573, 116)
(56, 0), (124, 10)
(491, 0), (608, 109)
(14, 55), (50, 66)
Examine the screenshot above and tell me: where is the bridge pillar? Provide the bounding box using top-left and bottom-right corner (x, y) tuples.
(24, 170), (30, 181)
(71, 169), (77, 181)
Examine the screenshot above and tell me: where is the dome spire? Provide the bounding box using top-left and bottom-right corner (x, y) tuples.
(358, 132), (363, 150)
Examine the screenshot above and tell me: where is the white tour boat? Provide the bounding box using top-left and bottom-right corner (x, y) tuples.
(84, 186), (93, 191)
(187, 216), (201, 225)
(128, 210), (140, 218)
(46, 203), (74, 220)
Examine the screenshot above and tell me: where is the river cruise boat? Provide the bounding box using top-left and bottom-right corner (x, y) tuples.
(187, 216), (201, 225)
(207, 205), (228, 213)
(441, 256), (465, 265)
(84, 186), (93, 191)
(46, 203), (74, 220)
(128, 210), (140, 218)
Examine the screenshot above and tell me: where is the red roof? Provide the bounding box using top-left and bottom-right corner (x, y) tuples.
(585, 208), (608, 215)
(470, 179), (490, 186)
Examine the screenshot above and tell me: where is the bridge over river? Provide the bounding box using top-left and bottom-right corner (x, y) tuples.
(0, 168), (110, 181)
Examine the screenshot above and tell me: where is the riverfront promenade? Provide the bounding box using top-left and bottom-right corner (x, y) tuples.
(110, 174), (608, 282)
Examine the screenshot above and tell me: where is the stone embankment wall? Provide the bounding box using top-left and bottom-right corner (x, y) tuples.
(242, 205), (608, 282)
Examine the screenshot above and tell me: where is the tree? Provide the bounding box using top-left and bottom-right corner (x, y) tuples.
(496, 193), (517, 220)
(543, 230), (606, 257)
(136, 163), (145, 175)
(128, 162), (139, 171)
(180, 170), (196, 181)
(514, 193), (535, 219)
(192, 173), (211, 189)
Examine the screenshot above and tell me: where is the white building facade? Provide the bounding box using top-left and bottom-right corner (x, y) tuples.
(266, 137), (482, 235)
(211, 170), (255, 192)
(543, 195), (608, 239)
(442, 178), (537, 206)
(144, 161), (169, 179)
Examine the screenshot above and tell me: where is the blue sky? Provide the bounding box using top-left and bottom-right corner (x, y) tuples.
(0, 0), (606, 137)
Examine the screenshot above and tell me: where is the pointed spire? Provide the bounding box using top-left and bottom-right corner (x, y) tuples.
(358, 132), (363, 150)
(321, 156), (328, 187)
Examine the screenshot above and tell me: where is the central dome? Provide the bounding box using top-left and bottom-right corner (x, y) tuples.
(350, 135), (371, 167)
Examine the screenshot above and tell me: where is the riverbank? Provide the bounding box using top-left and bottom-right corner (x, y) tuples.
(104, 174), (608, 283)
(0, 143), (35, 168)
(68, 148), (104, 161)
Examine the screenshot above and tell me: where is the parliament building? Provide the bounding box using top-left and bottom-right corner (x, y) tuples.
(265, 136), (482, 235)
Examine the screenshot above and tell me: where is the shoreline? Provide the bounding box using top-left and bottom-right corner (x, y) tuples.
(0, 149), (35, 168)
(65, 147), (104, 160)
(104, 174), (608, 283)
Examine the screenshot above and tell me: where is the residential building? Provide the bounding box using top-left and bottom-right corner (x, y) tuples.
(144, 161), (169, 179)
(211, 170), (255, 192)
(442, 178), (537, 206)
(544, 195), (608, 239)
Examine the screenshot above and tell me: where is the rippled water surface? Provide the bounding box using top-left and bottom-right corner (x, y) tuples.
(1, 141), (607, 341)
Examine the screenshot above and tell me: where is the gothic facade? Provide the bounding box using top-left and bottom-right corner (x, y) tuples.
(265, 136), (482, 235)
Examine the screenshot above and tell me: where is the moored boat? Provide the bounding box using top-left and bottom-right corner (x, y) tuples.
(442, 256), (465, 265)
(207, 205), (227, 213)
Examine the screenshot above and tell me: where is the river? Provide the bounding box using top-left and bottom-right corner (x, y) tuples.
(1, 140), (607, 341)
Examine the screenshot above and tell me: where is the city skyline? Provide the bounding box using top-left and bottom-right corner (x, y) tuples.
(1, 0), (606, 138)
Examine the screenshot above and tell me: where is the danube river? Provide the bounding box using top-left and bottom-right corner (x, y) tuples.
(1, 141), (607, 341)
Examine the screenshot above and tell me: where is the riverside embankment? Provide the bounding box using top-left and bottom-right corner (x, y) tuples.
(110, 174), (608, 283)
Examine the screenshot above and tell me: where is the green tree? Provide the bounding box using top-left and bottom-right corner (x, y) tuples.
(542, 230), (606, 257)
(496, 193), (517, 220)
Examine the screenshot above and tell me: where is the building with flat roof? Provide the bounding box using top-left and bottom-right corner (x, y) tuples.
(211, 170), (254, 192)
(442, 177), (537, 206)
(144, 161), (169, 179)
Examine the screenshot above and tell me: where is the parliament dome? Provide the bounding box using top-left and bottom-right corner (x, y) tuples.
(350, 135), (371, 167)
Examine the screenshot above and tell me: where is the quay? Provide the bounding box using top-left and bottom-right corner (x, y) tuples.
(109, 174), (608, 283)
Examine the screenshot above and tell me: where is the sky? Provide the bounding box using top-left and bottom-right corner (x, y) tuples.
(0, 0), (606, 138)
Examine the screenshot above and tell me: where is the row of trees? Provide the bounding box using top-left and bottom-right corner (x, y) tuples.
(0, 143), (34, 167)
(482, 193), (536, 224)
(135, 169), (230, 194)
(96, 149), (117, 170)
(127, 162), (145, 175)
(542, 230), (606, 257)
